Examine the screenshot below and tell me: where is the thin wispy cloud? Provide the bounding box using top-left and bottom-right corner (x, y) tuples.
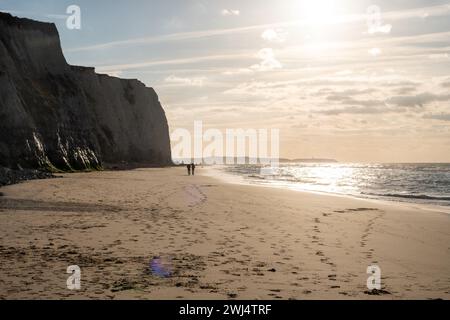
(66, 22), (287, 53)
(164, 75), (206, 87)
(387, 92), (450, 107)
(423, 113), (450, 121)
(0, 9), (68, 19)
(96, 52), (252, 73)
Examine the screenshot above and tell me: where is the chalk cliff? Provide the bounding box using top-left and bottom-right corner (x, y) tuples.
(0, 12), (172, 171)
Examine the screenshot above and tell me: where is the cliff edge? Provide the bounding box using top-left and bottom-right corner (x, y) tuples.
(0, 12), (172, 171)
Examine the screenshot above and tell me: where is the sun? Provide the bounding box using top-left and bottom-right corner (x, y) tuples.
(291, 0), (336, 27)
(301, 0), (337, 26)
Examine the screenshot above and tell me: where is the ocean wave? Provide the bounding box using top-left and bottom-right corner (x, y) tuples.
(223, 163), (450, 206)
(363, 193), (450, 201)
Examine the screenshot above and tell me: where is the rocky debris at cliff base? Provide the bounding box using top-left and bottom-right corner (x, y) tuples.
(103, 162), (173, 171)
(0, 167), (56, 187)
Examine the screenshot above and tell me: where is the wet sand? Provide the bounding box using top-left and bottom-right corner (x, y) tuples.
(0, 167), (448, 299)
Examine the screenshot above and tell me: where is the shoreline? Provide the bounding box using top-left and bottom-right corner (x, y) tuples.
(202, 166), (450, 215)
(0, 167), (449, 299)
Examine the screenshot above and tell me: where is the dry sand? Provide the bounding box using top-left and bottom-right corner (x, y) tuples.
(0, 167), (448, 299)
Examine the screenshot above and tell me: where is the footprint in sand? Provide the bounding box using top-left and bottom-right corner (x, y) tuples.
(183, 185), (207, 207)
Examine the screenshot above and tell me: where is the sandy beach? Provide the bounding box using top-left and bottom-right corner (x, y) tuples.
(0, 167), (448, 300)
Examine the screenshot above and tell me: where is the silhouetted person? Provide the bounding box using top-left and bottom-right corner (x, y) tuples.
(187, 164), (191, 176)
(191, 163), (196, 176)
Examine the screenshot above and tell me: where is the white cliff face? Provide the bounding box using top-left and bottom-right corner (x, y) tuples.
(0, 12), (172, 170)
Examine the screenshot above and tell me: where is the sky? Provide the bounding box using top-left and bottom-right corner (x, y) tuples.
(1, 0), (450, 162)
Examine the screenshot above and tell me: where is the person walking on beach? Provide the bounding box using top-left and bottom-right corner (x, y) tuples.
(187, 164), (191, 176)
(191, 163), (196, 176)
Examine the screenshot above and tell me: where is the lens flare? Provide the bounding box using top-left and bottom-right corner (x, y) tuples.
(150, 256), (172, 278)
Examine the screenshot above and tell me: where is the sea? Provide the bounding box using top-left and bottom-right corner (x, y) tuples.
(216, 163), (450, 207)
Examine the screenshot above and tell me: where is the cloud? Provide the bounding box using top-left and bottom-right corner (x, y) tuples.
(316, 106), (389, 115)
(96, 52), (250, 73)
(250, 48), (282, 71)
(317, 90), (450, 116)
(322, 89), (376, 100)
(326, 95), (349, 102)
(428, 53), (449, 59)
(221, 9), (240, 16)
(261, 28), (287, 43)
(423, 113), (450, 121)
(441, 81), (450, 88)
(164, 75), (206, 87)
(224, 81), (297, 99)
(394, 87), (416, 95)
(327, 97), (383, 107)
(387, 92), (450, 107)
(222, 68), (253, 76)
(323, 92), (450, 112)
(334, 70), (353, 76)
